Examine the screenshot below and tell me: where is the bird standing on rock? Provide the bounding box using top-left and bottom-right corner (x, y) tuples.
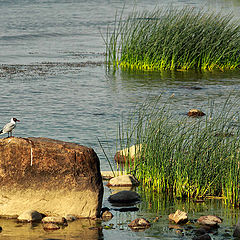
(0, 118), (20, 137)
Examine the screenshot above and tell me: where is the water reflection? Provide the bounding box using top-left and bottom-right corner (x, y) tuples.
(0, 218), (103, 240)
(101, 184), (240, 239)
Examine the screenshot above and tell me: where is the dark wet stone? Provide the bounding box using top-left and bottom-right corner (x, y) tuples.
(108, 191), (140, 204)
(43, 223), (60, 231)
(192, 233), (212, 240)
(185, 225), (194, 230)
(113, 207), (139, 212)
(17, 210), (43, 222)
(233, 218), (240, 238)
(194, 228), (207, 236)
(189, 86), (203, 90)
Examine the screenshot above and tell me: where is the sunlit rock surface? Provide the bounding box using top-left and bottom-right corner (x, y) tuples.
(107, 174), (139, 187)
(169, 210), (188, 224)
(0, 137), (103, 218)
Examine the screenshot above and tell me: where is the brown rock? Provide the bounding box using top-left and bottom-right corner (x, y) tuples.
(43, 223), (60, 231)
(128, 218), (151, 231)
(0, 137), (103, 219)
(187, 109), (205, 117)
(197, 215), (222, 227)
(114, 144), (142, 164)
(169, 210), (188, 224)
(101, 210), (113, 220)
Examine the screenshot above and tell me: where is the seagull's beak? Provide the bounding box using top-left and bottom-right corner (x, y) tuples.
(16, 119), (20, 122)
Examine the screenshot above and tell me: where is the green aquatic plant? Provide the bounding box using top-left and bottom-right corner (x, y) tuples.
(105, 7), (240, 71)
(116, 97), (240, 206)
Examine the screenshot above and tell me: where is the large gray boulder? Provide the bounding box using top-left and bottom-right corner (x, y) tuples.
(0, 137), (103, 218)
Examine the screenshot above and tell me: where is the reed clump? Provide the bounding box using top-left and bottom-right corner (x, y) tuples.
(105, 7), (240, 71)
(116, 98), (240, 206)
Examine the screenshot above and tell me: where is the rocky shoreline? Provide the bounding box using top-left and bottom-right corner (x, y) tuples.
(0, 137), (239, 239)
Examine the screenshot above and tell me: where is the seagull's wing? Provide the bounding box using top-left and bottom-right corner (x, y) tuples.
(2, 122), (15, 133)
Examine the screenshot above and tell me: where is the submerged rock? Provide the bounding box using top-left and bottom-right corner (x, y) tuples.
(192, 233), (212, 240)
(107, 174), (139, 187)
(0, 137), (103, 219)
(114, 144), (143, 164)
(101, 210), (113, 221)
(43, 223), (60, 231)
(169, 210), (188, 224)
(187, 109), (205, 117)
(42, 216), (68, 226)
(108, 191), (140, 204)
(17, 210), (43, 222)
(197, 215), (222, 228)
(128, 218), (151, 231)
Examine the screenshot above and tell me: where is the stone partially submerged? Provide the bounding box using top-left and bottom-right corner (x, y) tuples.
(114, 144), (143, 164)
(169, 210), (188, 224)
(187, 109), (205, 117)
(0, 137), (103, 219)
(107, 174), (139, 187)
(108, 190), (140, 204)
(128, 218), (151, 231)
(197, 215), (222, 228)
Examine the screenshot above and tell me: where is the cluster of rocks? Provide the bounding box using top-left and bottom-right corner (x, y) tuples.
(103, 171), (240, 238)
(168, 209), (237, 239)
(1, 136), (239, 239)
(102, 172), (146, 230)
(17, 210), (71, 230)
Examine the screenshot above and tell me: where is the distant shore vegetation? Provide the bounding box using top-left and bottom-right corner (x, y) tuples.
(105, 7), (240, 72)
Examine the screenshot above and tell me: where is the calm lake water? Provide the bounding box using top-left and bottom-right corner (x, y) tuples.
(0, 0), (240, 239)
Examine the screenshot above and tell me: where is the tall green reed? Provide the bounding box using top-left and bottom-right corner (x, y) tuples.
(116, 97), (240, 206)
(105, 7), (240, 71)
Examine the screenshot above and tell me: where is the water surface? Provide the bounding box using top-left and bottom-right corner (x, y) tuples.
(0, 0), (240, 239)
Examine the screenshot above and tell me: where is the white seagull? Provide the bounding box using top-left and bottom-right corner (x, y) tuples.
(0, 118), (20, 137)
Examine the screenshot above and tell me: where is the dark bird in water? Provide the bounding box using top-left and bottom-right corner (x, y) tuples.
(0, 118), (20, 137)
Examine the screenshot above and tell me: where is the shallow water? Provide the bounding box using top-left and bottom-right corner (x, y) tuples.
(0, 0), (240, 239)
(0, 185), (239, 240)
